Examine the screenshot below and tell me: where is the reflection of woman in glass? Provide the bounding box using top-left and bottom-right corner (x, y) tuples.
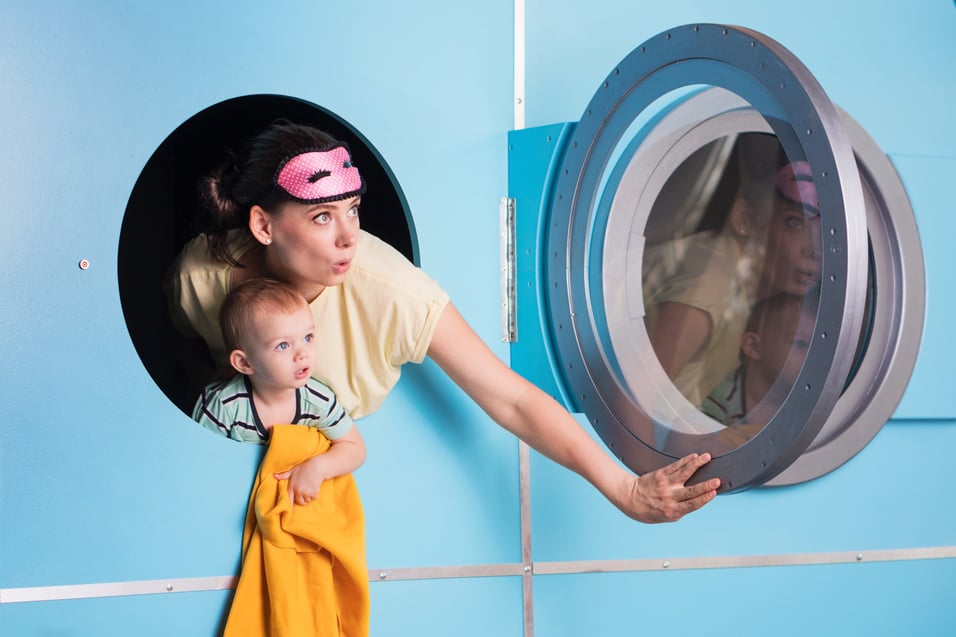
(167, 121), (720, 524)
(643, 135), (821, 408)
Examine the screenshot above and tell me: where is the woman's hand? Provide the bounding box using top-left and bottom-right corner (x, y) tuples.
(611, 453), (719, 524)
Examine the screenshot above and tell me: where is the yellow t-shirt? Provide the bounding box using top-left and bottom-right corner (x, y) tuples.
(166, 229), (450, 418)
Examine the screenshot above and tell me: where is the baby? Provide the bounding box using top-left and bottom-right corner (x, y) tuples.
(192, 277), (365, 506)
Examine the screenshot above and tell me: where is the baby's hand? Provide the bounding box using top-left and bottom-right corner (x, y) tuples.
(274, 455), (328, 509)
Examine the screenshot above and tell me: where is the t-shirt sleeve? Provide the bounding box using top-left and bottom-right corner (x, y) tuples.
(192, 381), (234, 439)
(358, 233), (450, 366)
(302, 381), (354, 441)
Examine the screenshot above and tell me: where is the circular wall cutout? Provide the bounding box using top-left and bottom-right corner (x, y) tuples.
(118, 94), (417, 413)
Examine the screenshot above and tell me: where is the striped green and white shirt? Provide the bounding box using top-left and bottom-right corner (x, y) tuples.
(193, 375), (353, 444)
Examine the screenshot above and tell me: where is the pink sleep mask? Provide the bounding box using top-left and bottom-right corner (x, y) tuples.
(273, 144), (366, 204)
(775, 161), (819, 216)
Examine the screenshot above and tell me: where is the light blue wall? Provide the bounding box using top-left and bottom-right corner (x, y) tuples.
(519, 2), (956, 635)
(1, 1), (954, 636)
(0, 1), (518, 635)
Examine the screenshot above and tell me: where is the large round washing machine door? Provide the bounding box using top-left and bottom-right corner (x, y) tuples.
(546, 24), (877, 492)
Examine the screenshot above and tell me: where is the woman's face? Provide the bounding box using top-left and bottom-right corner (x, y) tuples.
(757, 202), (821, 297)
(259, 196), (361, 300)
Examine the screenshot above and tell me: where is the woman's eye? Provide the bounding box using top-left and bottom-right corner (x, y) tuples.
(348, 205), (360, 217)
(314, 212), (331, 225)
(786, 215), (805, 230)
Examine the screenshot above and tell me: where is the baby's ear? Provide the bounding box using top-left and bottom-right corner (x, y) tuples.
(740, 332), (762, 361)
(230, 349), (255, 376)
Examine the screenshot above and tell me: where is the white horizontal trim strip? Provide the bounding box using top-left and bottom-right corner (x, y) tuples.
(0, 575), (238, 604)
(370, 563), (525, 582)
(0, 564), (525, 604)
(533, 545), (956, 575)
(4, 547), (954, 604)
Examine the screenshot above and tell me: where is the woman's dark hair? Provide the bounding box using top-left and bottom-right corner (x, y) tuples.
(199, 120), (338, 264)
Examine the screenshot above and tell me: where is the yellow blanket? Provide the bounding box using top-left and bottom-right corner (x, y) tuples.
(223, 425), (369, 637)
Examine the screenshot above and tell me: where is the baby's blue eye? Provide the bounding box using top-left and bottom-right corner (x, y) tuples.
(304, 334), (314, 343)
(276, 342), (290, 351)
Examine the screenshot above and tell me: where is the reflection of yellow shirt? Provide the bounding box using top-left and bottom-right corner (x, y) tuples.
(166, 230), (450, 418)
(643, 230), (755, 406)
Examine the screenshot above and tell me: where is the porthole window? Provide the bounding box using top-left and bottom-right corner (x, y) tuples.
(118, 95), (417, 414)
(546, 25), (877, 491)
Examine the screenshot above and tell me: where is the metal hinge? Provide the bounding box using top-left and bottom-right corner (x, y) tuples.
(499, 197), (517, 343)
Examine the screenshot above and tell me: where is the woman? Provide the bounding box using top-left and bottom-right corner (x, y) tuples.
(167, 121), (718, 523)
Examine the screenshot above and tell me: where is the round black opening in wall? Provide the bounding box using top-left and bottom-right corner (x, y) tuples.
(118, 94), (418, 414)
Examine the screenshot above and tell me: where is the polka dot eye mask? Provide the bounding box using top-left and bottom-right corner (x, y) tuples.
(775, 161), (820, 217)
(273, 144), (366, 204)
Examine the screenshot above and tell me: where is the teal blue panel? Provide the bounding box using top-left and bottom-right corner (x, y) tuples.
(508, 123), (577, 408)
(534, 560), (956, 637)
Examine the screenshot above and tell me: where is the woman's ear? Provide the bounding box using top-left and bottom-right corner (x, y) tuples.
(230, 349), (255, 376)
(248, 205), (274, 246)
(740, 331), (762, 361)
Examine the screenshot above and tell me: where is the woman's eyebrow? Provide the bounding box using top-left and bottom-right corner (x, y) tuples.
(306, 196), (362, 213)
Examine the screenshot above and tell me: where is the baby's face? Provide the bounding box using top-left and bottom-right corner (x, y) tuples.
(242, 304), (317, 391)
(753, 302), (815, 384)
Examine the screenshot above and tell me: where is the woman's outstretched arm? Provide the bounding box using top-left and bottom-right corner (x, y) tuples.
(426, 302), (719, 524)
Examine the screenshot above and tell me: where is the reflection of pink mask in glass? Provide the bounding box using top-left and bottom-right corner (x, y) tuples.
(775, 161), (819, 216)
(273, 144), (366, 204)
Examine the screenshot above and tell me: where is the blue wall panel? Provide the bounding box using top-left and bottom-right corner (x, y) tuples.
(534, 560), (956, 637)
(892, 156), (955, 418)
(0, 0), (517, 633)
(519, 1), (956, 635)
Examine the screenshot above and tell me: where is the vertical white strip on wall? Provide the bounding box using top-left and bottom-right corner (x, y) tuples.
(514, 0), (526, 129)
(515, 2), (530, 633)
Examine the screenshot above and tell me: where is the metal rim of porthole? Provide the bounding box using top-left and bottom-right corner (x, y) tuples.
(546, 24), (870, 492)
(766, 105), (925, 486)
(585, 85), (924, 487)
